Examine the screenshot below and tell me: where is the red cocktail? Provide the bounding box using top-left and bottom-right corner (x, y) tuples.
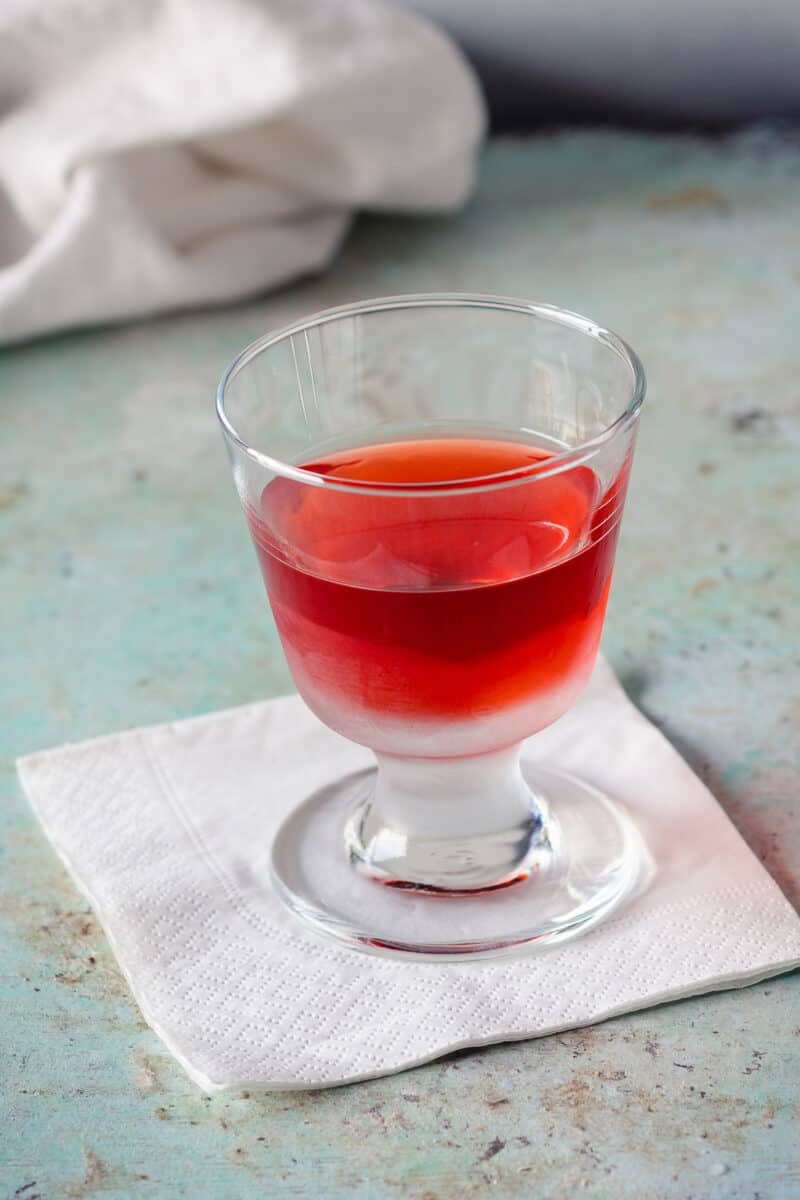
(248, 437), (629, 758)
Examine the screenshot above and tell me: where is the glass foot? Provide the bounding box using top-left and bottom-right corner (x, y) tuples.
(271, 763), (647, 959)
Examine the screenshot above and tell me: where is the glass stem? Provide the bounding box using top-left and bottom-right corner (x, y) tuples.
(348, 743), (547, 893)
(375, 745), (533, 839)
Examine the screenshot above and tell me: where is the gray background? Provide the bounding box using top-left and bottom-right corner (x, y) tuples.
(402, 0), (800, 125)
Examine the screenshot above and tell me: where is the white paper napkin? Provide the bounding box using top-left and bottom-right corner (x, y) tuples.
(17, 659), (800, 1092)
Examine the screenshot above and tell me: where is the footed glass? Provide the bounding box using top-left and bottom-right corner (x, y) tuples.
(217, 295), (646, 958)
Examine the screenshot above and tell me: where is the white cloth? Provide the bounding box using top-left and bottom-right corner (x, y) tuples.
(17, 659), (800, 1092)
(0, 0), (485, 345)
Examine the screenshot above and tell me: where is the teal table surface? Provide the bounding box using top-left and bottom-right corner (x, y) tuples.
(2, 132), (799, 1198)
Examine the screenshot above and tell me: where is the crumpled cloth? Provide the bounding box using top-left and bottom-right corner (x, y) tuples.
(0, 0), (485, 344)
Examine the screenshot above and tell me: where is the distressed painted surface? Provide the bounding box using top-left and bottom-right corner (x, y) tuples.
(2, 132), (799, 1198)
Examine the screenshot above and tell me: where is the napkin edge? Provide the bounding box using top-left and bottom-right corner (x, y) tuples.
(175, 959), (800, 1094)
(14, 690), (306, 775)
(22, 767), (800, 1094)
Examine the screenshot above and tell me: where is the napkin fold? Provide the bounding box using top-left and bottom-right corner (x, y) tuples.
(0, 0), (485, 345)
(17, 659), (800, 1092)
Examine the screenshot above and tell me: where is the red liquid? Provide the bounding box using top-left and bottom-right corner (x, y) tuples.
(248, 438), (629, 755)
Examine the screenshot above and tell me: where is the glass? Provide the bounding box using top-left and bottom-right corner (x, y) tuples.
(217, 294), (647, 958)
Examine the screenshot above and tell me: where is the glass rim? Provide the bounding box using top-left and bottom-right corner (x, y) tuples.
(216, 293), (646, 496)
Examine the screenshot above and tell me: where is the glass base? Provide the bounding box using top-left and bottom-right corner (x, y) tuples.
(271, 763), (646, 960)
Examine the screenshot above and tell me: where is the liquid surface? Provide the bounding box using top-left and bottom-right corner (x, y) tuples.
(248, 437), (628, 754)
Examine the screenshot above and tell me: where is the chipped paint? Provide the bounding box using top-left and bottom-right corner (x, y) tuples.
(647, 185), (729, 213)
